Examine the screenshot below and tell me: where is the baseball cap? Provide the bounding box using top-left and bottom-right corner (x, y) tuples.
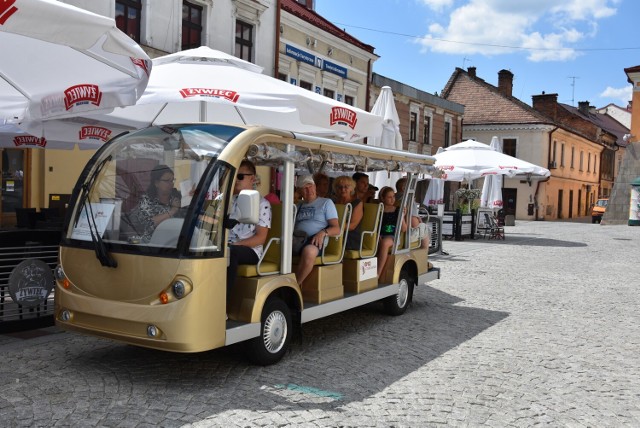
(296, 175), (315, 188)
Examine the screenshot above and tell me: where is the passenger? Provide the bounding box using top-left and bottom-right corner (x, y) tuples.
(227, 160), (272, 297)
(313, 172), (331, 198)
(376, 186), (407, 277)
(332, 175), (364, 251)
(130, 164), (181, 242)
(293, 175), (340, 286)
(396, 176), (429, 248)
(395, 177), (407, 203)
(352, 172), (373, 203)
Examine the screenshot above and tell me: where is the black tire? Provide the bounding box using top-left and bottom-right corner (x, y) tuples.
(245, 297), (292, 366)
(383, 266), (415, 316)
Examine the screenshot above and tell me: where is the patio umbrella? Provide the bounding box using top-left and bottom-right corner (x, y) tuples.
(368, 86), (403, 190)
(480, 136), (504, 209)
(23, 47), (383, 142)
(434, 139), (550, 179)
(0, 0), (150, 124)
(1, 120), (132, 150)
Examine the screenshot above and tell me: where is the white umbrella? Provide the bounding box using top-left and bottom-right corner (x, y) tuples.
(1, 119), (133, 150)
(0, 0), (150, 124)
(480, 136), (504, 209)
(368, 86), (403, 190)
(24, 47), (383, 142)
(434, 139), (550, 179)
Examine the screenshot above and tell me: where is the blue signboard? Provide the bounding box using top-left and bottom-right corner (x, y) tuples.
(285, 44), (316, 66)
(323, 60), (347, 78)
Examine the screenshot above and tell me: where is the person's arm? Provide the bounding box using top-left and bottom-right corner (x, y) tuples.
(231, 224), (268, 248)
(348, 201), (363, 231)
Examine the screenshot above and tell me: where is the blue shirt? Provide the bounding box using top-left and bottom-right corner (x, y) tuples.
(295, 197), (338, 236)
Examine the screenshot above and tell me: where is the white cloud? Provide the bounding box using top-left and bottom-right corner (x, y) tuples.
(416, 0), (618, 62)
(600, 86), (633, 104)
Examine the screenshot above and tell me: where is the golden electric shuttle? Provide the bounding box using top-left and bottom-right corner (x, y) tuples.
(54, 124), (440, 365)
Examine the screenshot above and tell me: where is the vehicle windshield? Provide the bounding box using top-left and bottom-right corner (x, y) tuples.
(596, 199), (608, 207)
(64, 124), (244, 257)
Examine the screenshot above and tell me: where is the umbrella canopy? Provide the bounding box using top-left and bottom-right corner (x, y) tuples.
(24, 47), (383, 142)
(434, 139), (550, 179)
(0, 0), (150, 124)
(423, 177), (445, 206)
(480, 136), (504, 209)
(0, 120), (132, 150)
(368, 86), (404, 190)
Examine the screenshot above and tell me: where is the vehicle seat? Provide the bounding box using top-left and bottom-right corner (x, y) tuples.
(343, 202), (383, 259)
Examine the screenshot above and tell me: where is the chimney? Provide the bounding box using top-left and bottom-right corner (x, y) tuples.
(578, 101), (590, 115)
(467, 67), (476, 78)
(497, 69), (513, 97)
(532, 92), (559, 120)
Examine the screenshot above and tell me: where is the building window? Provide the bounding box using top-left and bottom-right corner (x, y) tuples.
(571, 147), (575, 168)
(552, 140), (557, 163)
(277, 73), (287, 81)
(235, 20), (253, 62)
(116, 0), (141, 42)
(299, 80), (313, 91)
(344, 95), (354, 106)
(409, 112), (417, 141)
(423, 115), (431, 145)
(561, 143), (565, 167)
(182, 1), (202, 50)
(323, 88), (335, 99)
(444, 120), (451, 148)
(587, 153), (591, 172)
(579, 151), (584, 171)
(503, 138), (516, 157)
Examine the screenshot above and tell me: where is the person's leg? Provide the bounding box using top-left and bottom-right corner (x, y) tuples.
(227, 245), (259, 298)
(377, 237), (393, 276)
(295, 244), (320, 285)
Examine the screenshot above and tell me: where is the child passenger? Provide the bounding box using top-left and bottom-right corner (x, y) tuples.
(376, 186), (407, 277)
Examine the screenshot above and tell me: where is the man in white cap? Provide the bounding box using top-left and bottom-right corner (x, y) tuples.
(293, 174), (340, 286)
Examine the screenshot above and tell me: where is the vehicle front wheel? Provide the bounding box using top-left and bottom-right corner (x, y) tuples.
(383, 266), (415, 316)
(245, 297), (292, 366)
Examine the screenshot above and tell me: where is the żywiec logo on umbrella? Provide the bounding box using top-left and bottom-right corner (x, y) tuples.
(329, 106), (358, 129)
(64, 84), (103, 110)
(179, 88), (239, 102)
(131, 58), (151, 76)
(0, 0), (18, 25)
(13, 135), (46, 148)
(79, 126), (112, 142)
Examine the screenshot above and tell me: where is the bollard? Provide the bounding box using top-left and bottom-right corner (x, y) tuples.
(629, 177), (640, 226)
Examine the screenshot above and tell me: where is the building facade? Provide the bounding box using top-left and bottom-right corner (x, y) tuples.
(442, 67), (606, 220)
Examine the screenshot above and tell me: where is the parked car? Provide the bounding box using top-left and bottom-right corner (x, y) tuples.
(591, 198), (608, 223)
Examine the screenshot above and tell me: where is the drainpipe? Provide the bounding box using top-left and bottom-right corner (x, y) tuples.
(274, 0), (281, 78)
(537, 126), (559, 220)
(365, 58), (372, 111)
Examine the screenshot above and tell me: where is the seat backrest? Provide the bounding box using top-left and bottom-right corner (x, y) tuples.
(149, 218), (184, 246)
(483, 212), (493, 229)
(358, 202), (383, 258)
(260, 202), (282, 266)
(320, 202), (351, 264)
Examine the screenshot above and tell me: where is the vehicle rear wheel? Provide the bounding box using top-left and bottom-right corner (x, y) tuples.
(383, 266), (415, 316)
(245, 297), (291, 366)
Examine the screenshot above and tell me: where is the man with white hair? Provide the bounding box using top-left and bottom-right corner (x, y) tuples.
(293, 175), (340, 286)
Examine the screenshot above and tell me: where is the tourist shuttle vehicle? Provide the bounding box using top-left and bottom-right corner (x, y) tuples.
(54, 124), (440, 365)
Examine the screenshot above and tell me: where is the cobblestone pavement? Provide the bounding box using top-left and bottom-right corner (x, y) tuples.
(1, 220), (639, 427)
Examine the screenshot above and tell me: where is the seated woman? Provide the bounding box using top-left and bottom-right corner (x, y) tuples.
(130, 164), (181, 242)
(332, 175), (363, 251)
(293, 175), (339, 286)
(227, 160), (272, 297)
(376, 186), (407, 277)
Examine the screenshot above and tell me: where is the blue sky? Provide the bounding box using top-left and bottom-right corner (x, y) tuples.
(316, 0), (638, 109)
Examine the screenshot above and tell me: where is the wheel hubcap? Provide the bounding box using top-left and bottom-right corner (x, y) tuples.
(397, 278), (409, 308)
(263, 310), (287, 353)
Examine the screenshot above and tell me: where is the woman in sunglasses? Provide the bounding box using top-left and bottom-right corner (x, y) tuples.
(130, 164), (182, 242)
(227, 160), (272, 297)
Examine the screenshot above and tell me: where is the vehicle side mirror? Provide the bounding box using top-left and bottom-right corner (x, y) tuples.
(233, 190), (260, 224)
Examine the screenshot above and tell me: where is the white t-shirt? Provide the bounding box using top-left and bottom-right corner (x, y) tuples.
(228, 196), (271, 258)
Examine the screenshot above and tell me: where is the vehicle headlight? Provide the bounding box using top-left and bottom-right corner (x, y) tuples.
(172, 280), (186, 299)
